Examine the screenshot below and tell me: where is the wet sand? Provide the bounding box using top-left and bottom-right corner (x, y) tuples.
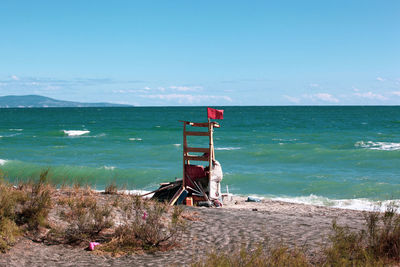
(0, 195), (367, 267)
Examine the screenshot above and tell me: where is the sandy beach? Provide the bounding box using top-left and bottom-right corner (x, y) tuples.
(0, 193), (368, 267)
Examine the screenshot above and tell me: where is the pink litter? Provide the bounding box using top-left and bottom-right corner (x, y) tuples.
(88, 242), (100, 251)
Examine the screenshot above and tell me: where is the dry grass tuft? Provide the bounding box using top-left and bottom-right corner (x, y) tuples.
(323, 203), (400, 266)
(52, 191), (113, 244)
(99, 196), (186, 255)
(104, 183), (118, 195)
(16, 170), (53, 230)
(0, 170), (53, 252)
(192, 245), (311, 267)
(0, 180), (23, 252)
(0, 218), (20, 253)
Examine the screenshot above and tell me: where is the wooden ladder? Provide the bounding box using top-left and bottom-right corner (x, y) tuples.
(181, 121), (220, 191)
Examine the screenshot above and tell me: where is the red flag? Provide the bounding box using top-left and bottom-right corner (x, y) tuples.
(207, 107), (224, 119)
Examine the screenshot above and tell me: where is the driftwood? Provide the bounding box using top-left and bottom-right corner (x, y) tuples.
(140, 183), (175, 197)
(151, 180), (182, 203)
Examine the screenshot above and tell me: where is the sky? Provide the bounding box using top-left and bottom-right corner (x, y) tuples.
(0, 0), (399, 106)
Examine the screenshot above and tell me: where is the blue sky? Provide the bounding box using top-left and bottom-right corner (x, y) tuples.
(0, 0), (399, 106)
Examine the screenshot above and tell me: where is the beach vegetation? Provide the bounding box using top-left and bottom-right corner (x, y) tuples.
(0, 170), (53, 252)
(99, 196), (186, 255)
(0, 181), (22, 252)
(192, 244), (310, 267)
(0, 218), (20, 253)
(323, 203), (400, 266)
(104, 182), (118, 195)
(16, 170), (53, 230)
(1, 176), (187, 254)
(52, 191), (113, 244)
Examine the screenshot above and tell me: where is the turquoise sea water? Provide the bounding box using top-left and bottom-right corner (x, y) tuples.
(1, 106), (399, 210)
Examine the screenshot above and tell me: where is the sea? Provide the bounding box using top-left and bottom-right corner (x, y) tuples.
(1, 106), (399, 211)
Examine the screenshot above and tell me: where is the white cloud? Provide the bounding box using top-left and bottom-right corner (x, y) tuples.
(143, 86), (151, 90)
(315, 93), (339, 103)
(113, 90), (127, 94)
(283, 95), (300, 104)
(10, 75), (19, 81)
(113, 89), (149, 94)
(376, 77), (385, 82)
(139, 94), (232, 104)
(169, 86), (202, 92)
(354, 91), (388, 100)
(309, 83), (319, 87)
(303, 93), (339, 103)
(391, 91), (400, 96)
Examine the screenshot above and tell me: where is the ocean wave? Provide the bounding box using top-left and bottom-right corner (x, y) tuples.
(0, 133), (21, 138)
(355, 141), (400, 151)
(173, 144), (181, 147)
(93, 133), (106, 138)
(270, 194), (400, 212)
(9, 129), (23, 131)
(215, 147), (241, 151)
(63, 130), (90, 136)
(129, 138), (142, 141)
(0, 159), (7, 165)
(272, 138), (298, 142)
(102, 166), (116, 170)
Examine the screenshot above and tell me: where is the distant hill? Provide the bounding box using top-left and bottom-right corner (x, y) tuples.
(0, 95), (132, 108)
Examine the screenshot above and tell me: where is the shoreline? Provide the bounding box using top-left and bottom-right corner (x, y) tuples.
(110, 189), (400, 213)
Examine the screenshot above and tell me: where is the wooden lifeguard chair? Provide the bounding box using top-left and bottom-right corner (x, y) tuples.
(168, 120), (220, 205)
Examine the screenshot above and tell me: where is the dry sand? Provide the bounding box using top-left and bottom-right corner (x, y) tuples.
(0, 195), (367, 267)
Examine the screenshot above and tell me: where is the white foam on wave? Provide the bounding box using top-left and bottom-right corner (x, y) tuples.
(129, 138), (142, 141)
(272, 138), (298, 142)
(355, 141), (400, 151)
(102, 166), (116, 170)
(63, 130), (90, 136)
(270, 194), (400, 212)
(0, 159), (7, 165)
(215, 147), (241, 151)
(92, 133), (106, 138)
(173, 144), (181, 147)
(9, 129), (23, 131)
(4, 133), (22, 138)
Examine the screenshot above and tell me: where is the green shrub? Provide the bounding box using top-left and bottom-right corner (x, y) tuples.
(104, 183), (118, 195)
(192, 245), (311, 267)
(100, 196), (186, 255)
(0, 218), (20, 253)
(57, 193), (113, 244)
(0, 181), (23, 253)
(323, 204), (400, 266)
(16, 170), (53, 230)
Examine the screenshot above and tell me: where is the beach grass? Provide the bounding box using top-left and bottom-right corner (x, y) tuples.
(104, 182), (118, 195)
(98, 195), (186, 255)
(0, 170), (53, 251)
(192, 245), (311, 267)
(50, 189), (114, 244)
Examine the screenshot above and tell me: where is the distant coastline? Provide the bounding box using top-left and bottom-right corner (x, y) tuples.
(0, 95), (133, 108)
